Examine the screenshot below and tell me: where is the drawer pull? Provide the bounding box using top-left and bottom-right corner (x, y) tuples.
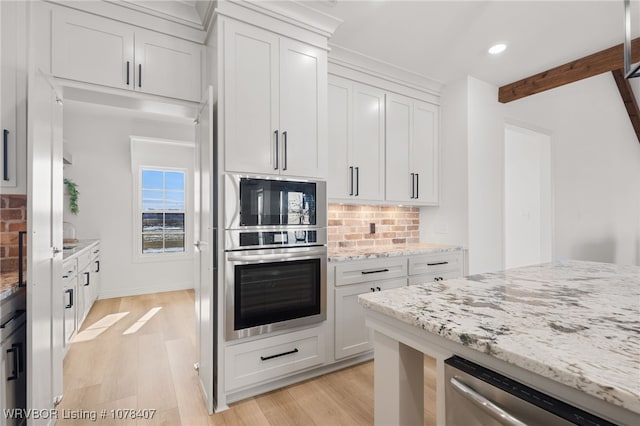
(84, 271), (90, 286)
(376, 286), (381, 291)
(0, 310), (25, 329)
(427, 261), (449, 266)
(260, 348), (299, 361)
(65, 288), (74, 309)
(361, 268), (390, 275)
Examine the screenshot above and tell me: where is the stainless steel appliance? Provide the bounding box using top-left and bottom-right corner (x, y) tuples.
(224, 174), (326, 230)
(445, 356), (616, 426)
(224, 174), (327, 341)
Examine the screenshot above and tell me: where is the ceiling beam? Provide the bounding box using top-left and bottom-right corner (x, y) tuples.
(499, 38), (640, 103)
(611, 68), (640, 144)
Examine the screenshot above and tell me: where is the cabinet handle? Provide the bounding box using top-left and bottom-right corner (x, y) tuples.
(6, 346), (18, 381)
(354, 166), (359, 196)
(410, 173), (415, 199)
(84, 271), (90, 286)
(260, 348), (298, 361)
(95, 260), (100, 273)
(427, 261), (449, 266)
(126, 61), (130, 85)
(65, 288), (74, 309)
(18, 231), (26, 287)
(15, 342), (23, 374)
(361, 268), (389, 275)
(415, 173), (419, 198)
(274, 130), (279, 170)
(370, 287), (375, 292)
(376, 286), (381, 291)
(349, 166), (354, 196)
(282, 131), (288, 171)
(138, 64), (142, 87)
(0, 310), (25, 329)
(3, 129), (8, 181)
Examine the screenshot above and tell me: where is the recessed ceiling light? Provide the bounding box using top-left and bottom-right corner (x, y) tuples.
(488, 43), (507, 55)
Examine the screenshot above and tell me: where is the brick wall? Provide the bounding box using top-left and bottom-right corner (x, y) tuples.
(0, 195), (27, 273)
(328, 204), (420, 249)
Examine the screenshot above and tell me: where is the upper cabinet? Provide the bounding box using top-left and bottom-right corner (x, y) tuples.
(328, 76), (385, 202)
(223, 19), (327, 179)
(0, 0), (28, 194)
(386, 93), (439, 205)
(52, 9), (202, 102)
(328, 75), (439, 205)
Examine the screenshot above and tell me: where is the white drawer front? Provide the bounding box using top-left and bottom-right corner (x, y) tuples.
(225, 327), (326, 391)
(90, 243), (101, 261)
(77, 250), (93, 271)
(62, 259), (77, 279)
(408, 269), (462, 286)
(408, 252), (462, 276)
(335, 257), (407, 286)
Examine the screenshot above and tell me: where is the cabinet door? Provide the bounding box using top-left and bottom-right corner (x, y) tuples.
(79, 267), (93, 325)
(327, 75), (352, 199)
(63, 285), (76, 349)
(223, 19), (279, 175)
(134, 29), (202, 102)
(0, 0), (27, 193)
(412, 100), (439, 204)
(352, 84), (385, 201)
(1, 325), (26, 426)
(385, 94), (413, 203)
(335, 278), (406, 360)
(91, 258), (100, 306)
(76, 268), (88, 329)
(52, 9), (134, 90)
(279, 37), (327, 178)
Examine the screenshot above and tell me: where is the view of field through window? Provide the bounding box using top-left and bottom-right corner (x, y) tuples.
(141, 169), (186, 254)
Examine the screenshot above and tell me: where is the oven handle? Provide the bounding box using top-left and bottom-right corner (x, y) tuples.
(450, 377), (528, 426)
(227, 248), (326, 262)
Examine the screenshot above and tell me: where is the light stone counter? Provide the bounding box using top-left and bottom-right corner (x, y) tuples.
(359, 260), (640, 422)
(328, 242), (463, 262)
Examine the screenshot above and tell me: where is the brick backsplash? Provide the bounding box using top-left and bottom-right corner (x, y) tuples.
(0, 195), (27, 273)
(328, 204), (420, 249)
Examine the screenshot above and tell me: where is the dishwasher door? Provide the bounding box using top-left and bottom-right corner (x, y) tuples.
(444, 356), (616, 426)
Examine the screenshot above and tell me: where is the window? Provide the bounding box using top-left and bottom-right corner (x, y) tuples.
(141, 169), (186, 254)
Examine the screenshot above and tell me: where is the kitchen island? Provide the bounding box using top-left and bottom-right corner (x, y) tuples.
(358, 260), (640, 425)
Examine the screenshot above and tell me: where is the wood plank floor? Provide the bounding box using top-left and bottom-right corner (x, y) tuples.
(59, 290), (436, 425)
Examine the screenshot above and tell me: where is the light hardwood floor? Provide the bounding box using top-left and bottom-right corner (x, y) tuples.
(59, 290), (436, 425)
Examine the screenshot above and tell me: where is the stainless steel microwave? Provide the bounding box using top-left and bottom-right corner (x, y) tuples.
(224, 174), (326, 230)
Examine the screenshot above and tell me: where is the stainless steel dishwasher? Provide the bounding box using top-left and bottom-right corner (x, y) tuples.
(444, 356), (616, 426)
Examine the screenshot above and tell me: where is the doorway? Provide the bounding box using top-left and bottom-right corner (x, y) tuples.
(504, 124), (553, 269)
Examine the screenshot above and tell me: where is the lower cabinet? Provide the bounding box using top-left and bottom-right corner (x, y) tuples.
(408, 251), (464, 285)
(334, 278), (406, 360)
(0, 294), (26, 426)
(224, 326), (326, 391)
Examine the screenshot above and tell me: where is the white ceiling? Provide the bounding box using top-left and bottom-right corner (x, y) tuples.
(306, 0), (640, 87)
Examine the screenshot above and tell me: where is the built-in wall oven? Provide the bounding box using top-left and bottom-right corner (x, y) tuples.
(224, 174), (327, 341)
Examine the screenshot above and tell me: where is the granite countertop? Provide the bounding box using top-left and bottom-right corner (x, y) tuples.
(358, 260), (640, 415)
(63, 239), (99, 260)
(0, 271), (24, 302)
(328, 242), (463, 262)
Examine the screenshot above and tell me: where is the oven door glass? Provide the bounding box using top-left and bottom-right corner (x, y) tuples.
(234, 258), (321, 331)
(239, 178), (316, 226)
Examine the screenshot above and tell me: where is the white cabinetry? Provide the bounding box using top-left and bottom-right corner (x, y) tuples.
(0, 290), (26, 425)
(335, 278), (406, 360)
(0, 0), (28, 194)
(224, 326), (326, 391)
(52, 8), (202, 102)
(327, 75), (385, 201)
(62, 259), (78, 351)
(333, 257), (408, 360)
(386, 93), (439, 205)
(223, 19), (327, 178)
(408, 251), (463, 285)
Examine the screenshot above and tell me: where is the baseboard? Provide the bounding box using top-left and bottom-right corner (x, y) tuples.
(98, 281), (194, 299)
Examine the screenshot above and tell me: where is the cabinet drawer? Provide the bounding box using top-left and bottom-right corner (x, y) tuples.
(77, 250), (92, 271)
(335, 257), (407, 286)
(89, 243), (101, 261)
(62, 259), (77, 279)
(225, 327), (325, 391)
(408, 252), (462, 276)
(408, 269), (462, 286)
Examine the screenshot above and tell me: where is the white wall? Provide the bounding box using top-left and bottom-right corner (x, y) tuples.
(420, 78), (469, 248)
(504, 74), (640, 266)
(63, 101), (197, 298)
(428, 73), (640, 272)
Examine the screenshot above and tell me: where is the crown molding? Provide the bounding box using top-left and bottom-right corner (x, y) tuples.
(328, 43), (444, 99)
